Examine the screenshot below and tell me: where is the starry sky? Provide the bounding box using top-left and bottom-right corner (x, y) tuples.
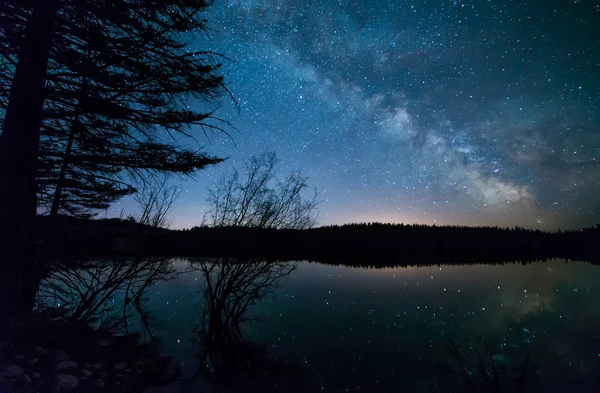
(115, 0), (600, 230)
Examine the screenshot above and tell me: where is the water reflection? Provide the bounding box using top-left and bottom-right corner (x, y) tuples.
(36, 256), (176, 338)
(441, 336), (538, 393)
(34, 258), (600, 392)
(148, 259), (600, 392)
(188, 257), (305, 391)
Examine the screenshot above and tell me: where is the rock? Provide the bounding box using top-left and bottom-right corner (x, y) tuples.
(133, 343), (158, 359)
(0, 365), (24, 378)
(23, 374), (32, 386)
(97, 332), (142, 349)
(54, 361), (78, 370)
(0, 341), (13, 350)
(52, 350), (68, 363)
(80, 369), (92, 377)
(114, 333), (141, 348)
(91, 379), (104, 389)
(96, 339), (111, 347)
(15, 354), (25, 361)
(38, 307), (70, 320)
(98, 372), (108, 379)
(114, 362), (127, 370)
(53, 374), (79, 391)
(34, 346), (45, 355)
(28, 358), (39, 365)
(142, 356), (181, 386)
(142, 381), (191, 393)
(30, 371), (41, 379)
(129, 369), (142, 381)
(92, 363), (102, 370)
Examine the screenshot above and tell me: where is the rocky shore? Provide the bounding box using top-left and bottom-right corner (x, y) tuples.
(0, 321), (181, 393)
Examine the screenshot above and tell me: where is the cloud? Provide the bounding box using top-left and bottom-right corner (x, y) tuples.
(377, 107), (418, 141)
(421, 130), (534, 210)
(464, 170), (533, 208)
(292, 64), (535, 213)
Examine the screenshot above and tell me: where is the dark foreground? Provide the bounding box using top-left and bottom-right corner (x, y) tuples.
(2, 217), (598, 392)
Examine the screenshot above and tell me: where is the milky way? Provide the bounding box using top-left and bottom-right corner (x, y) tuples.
(114, 0), (600, 230)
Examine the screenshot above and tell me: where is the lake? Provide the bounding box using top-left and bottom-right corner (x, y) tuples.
(138, 258), (600, 392)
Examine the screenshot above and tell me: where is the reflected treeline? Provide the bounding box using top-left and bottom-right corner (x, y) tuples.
(189, 257), (309, 392)
(303, 257), (562, 269)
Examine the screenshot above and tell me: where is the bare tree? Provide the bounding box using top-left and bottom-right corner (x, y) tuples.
(134, 175), (181, 229)
(205, 152), (319, 229)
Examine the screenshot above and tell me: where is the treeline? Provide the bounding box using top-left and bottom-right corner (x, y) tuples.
(40, 217), (600, 266)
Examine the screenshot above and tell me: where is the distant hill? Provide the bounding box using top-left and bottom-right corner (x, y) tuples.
(36, 215), (172, 258)
(37, 215), (171, 235)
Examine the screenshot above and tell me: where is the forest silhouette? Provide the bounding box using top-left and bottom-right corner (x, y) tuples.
(39, 216), (600, 267)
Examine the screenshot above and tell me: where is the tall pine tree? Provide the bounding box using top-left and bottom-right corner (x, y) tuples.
(0, 0), (231, 321)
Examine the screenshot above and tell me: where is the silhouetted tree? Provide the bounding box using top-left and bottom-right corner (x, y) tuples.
(1, 1), (228, 218)
(204, 152), (319, 229)
(0, 0), (61, 324)
(132, 175), (181, 229)
(36, 129), (221, 218)
(0, 0), (230, 321)
(36, 119), (136, 218)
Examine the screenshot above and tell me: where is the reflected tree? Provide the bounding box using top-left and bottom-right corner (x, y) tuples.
(36, 255), (176, 339)
(440, 337), (538, 393)
(35, 174), (181, 339)
(191, 257), (304, 391)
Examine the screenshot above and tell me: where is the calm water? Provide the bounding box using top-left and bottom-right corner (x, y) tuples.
(142, 259), (600, 392)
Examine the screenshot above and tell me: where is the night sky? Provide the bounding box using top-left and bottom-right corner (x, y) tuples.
(115, 0), (600, 230)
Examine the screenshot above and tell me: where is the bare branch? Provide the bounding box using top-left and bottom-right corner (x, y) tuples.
(204, 152), (319, 229)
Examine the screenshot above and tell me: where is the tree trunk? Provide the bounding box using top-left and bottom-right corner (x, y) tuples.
(0, 0), (60, 324)
(50, 120), (81, 217)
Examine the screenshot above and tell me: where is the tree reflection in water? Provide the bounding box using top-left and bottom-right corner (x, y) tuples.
(438, 337), (538, 393)
(191, 257), (307, 392)
(37, 256), (177, 339)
